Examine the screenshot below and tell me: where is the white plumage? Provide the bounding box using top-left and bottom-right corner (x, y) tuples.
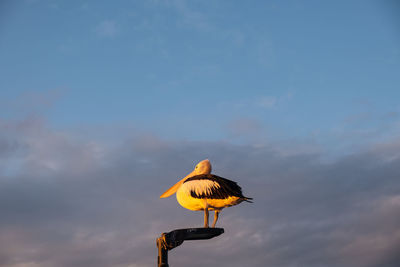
(182, 179), (220, 199)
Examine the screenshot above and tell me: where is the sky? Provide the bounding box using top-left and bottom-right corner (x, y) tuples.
(0, 0), (400, 266)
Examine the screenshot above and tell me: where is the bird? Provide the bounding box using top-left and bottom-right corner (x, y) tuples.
(160, 159), (252, 228)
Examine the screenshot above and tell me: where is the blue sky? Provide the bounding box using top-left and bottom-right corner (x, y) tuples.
(1, 0), (399, 148)
(1, 1), (400, 267)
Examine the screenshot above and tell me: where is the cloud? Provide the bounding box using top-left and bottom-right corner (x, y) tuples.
(169, 0), (211, 31)
(0, 117), (399, 266)
(218, 95), (282, 112)
(256, 96), (277, 109)
(1, 89), (64, 119)
(96, 20), (118, 37)
(226, 118), (263, 137)
(145, 0), (213, 32)
(331, 107), (400, 152)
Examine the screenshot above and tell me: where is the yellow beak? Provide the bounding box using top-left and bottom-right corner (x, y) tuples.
(160, 171), (195, 198)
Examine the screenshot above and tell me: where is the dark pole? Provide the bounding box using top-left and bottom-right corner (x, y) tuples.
(156, 228), (224, 267)
(157, 234), (169, 267)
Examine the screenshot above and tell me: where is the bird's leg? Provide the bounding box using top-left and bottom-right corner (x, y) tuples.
(204, 207), (209, 228)
(211, 210), (220, 228)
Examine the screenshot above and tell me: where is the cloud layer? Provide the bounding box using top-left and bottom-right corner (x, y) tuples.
(0, 117), (399, 267)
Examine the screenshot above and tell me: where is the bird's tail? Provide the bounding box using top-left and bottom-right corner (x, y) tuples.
(243, 197), (253, 203)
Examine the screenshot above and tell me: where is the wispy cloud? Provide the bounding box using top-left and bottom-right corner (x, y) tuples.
(169, 0), (211, 31)
(226, 118), (263, 137)
(1, 89), (64, 119)
(256, 96), (277, 109)
(219, 93), (292, 111)
(95, 20), (119, 38)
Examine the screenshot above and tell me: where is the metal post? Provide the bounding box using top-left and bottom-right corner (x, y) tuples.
(156, 228), (224, 267)
(157, 234), (168, 267)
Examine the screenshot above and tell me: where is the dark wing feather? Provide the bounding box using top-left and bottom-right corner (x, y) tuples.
(184, 174), (251, 200)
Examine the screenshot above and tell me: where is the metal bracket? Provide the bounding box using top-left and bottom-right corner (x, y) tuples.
(156, 228), (224, 267)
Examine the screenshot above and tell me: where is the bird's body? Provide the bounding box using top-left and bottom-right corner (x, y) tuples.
(176, 174), (248, 211)
(160, 159), (252, 227)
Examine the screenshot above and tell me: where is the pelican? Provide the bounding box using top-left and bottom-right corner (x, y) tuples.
(160, 159), (252, 228)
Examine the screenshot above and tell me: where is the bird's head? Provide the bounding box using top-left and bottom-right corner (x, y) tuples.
(160, 159), (212, 198)
(193, 159), (212, 175)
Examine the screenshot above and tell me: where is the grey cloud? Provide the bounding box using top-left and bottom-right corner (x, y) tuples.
(0, 118), (399, 266)
(0, 139), (26, 159)
(226, 118), (263, 137)
(0, 90), (64, 120)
